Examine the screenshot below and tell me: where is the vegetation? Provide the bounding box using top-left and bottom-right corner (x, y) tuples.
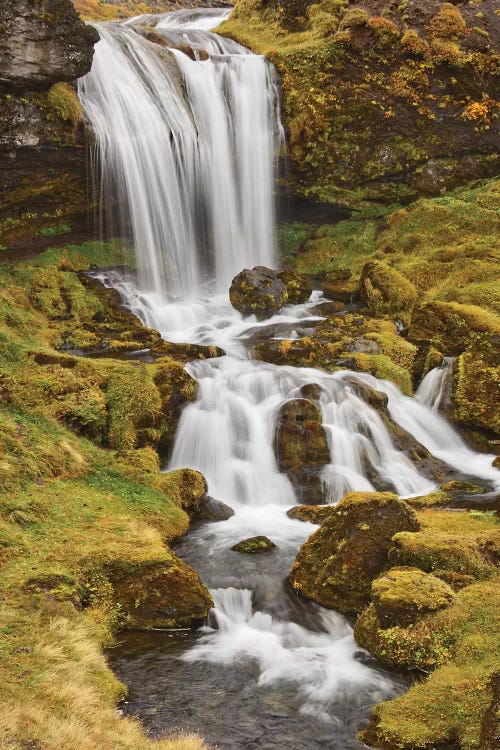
(221, 0), (499, 207)
(0, 243), (213, 750)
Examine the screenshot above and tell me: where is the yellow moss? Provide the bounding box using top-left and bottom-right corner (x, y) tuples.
(46, 83), (83, 131)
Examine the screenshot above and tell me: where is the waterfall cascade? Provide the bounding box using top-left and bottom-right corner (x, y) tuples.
(78, 9), (283, 297)
(81, 9), (499, 746)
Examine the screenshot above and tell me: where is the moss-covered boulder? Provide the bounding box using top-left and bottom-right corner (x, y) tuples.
(290, 491), (419, 615)
(231, 536), (277, 553)
(480, 671), (500, 750)
(229, 266), (312, 318)
(91, 555), (213, 630)
(370, 566), (455, 628)
(360, 261), (417, 321)
(274, 398), (330, 503)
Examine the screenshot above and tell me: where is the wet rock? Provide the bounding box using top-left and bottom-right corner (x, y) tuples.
(360, 261), (417, 321)
(370, 566), (455, 628)
(229, 266), (312, 319)
(231, 536), (277, 553)
(299, 383), (322, 400)
(287, 505), (335, 524)
(0, 0), (98, 91)
(196, 496), (235, 522)
(290, 491), (419, 615)
(310, 300), (345, 316)
(274, 398), (330, 503)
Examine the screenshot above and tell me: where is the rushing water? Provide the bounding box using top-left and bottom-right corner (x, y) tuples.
(78, 8), (283, 296)
(81, 8), (499, 748)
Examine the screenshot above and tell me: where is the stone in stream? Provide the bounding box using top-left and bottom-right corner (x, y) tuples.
(231, 536), (277, 553)
(290, 491), (420, 615)
(229, 266), (312, 319)
(287, 505), (335, 524)
(197, 496), (235, 522)
(274, 398), (330, 504)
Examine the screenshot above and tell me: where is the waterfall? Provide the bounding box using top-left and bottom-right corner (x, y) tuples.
(78, 9), (283, 297)
(415, 356), (455, 411)
(80, 8), (499, 741)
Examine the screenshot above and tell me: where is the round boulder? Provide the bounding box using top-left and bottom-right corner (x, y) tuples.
(229, 266), (312, 319)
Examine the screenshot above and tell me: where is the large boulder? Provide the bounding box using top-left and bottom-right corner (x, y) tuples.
(229, 266), (312, 319)
(0, 0), (98, 91)
(290, 491), (419, 615)
(274, 398), (330, 503)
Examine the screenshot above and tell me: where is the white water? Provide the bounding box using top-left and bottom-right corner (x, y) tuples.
(415, 356), (455, 411)
(80, 7), (499, 735)
(78, 9), (283, 296)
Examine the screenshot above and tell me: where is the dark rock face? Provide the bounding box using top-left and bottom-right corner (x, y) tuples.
(229, 266), (312, 319)
(0, 0), (98, 255)
(290, 491), (420, 615)
(0, 0), (98, 91)
(274, 398), (330, 503)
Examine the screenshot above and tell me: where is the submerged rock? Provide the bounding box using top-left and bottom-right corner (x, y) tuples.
(231, 536), (277, 553)
(290, 491), (419, 615)
(229, 266), (312, 319)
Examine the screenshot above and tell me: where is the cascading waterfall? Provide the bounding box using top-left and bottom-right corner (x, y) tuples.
(81, 8), (499, 745)
(78, 9), (283, 296)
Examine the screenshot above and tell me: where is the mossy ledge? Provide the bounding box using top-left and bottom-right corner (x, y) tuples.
(0, 242), (213, 749)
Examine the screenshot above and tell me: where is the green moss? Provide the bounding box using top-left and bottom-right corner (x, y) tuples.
(360, 260), (418, 321)
(231, 535), (277, 553)
(290, 492), (419, 614)
(359, 578), (500, 750)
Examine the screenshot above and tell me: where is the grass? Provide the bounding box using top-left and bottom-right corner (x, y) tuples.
(0, 244), (212, 750)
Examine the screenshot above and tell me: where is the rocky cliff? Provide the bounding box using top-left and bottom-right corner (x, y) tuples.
(220, 0), (499, 210)
(0, 0), (98, 256)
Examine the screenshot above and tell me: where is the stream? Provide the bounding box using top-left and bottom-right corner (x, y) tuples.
(78, 8), (499, 749)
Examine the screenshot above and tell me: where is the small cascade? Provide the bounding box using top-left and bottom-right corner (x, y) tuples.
(78, 9), (283, 297)
(183, 587), (399, 722)
(415, 356), (455, 411)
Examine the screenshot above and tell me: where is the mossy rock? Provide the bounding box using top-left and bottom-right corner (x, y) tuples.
(389, 530), (495, 581)
(358, 577), (500, 749)
(360, 261), (417, 321)
(371, 566), (455, 628)
(229, 266), (312, 319)
(451, 341), (500, 438)
(94, 556), (213, 630)
(290, 492), (419, 615)
(231, 536), (277, 553)
(287, 505), (336, 523)
(441, 480), (486, 495)
(274, 398), (330, 503)
(409, 301), (500, 356)
(480, 671), (500, 750)
(404, 491), (451, 508)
